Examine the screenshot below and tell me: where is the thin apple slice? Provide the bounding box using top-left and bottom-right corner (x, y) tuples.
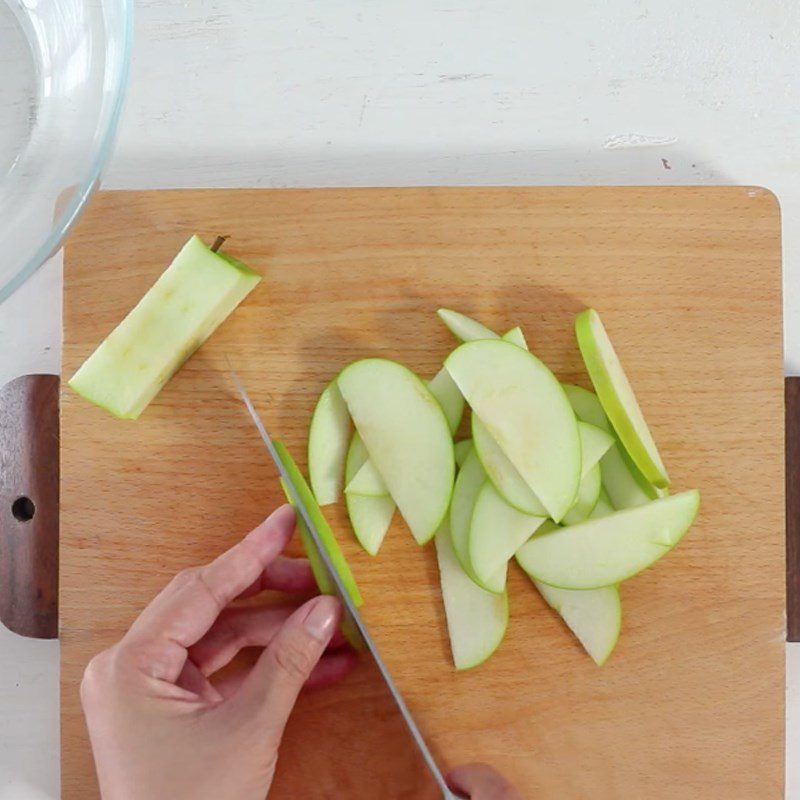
(308, 381), (352, 506)
(344, 433), (395, 556)
(454, 439), (473, 469)
(561, 463), (602, 525)
(274, 440), (364, 649)
(345, 368), (462, 497)
(472, 414), (547, 516)
(449, 447), (488, 580)
(563, 383), (659, 509)
(515, 490), (700, 589)
(502, 326), (528, 349)
(428, 367), (465, 434)
(469, 482), (547, 593)
(578, 422), (614, 478)
(337, 358), (454, 545)
(345, 457), (388, 496)
(446, 340), (580, 522)
(438, 308), (500, 342)
(435, 521), (508, 670)
(589, 487), (614, 519)
(576, 309), (670, 488)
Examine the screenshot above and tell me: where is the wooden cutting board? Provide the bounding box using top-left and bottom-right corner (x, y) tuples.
(61, 187), (785, 799)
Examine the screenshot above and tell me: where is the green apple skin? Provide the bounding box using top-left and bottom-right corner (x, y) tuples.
(344, 433), (394, 556)
(435, 520), (508, 671)
(468, 482), (547, 593)
(575, 309), (670, 489)
(562, 383), (660, 509)
(449, 447), (488, 582)
(454, 439), (473, 469)
(69, 235), (261, 419)
(437, 308), (500, 342)
(472, 415), (548, 516)
(308, 380), (352, 506)
(561, 462), (602, 525)
(337, 358), (455, 545)
(515, 490), (700, 589)
(446, 339), (581, 522)
(427, 367), (465, 434)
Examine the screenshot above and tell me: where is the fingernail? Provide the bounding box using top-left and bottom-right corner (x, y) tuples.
(303, 596), (339, 642)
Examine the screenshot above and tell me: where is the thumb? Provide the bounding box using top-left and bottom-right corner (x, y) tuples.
(232, 595), (341, 733)
(447, 763), (522, 800)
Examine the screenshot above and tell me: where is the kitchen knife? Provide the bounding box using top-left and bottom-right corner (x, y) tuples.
(230, 368), (464, 800)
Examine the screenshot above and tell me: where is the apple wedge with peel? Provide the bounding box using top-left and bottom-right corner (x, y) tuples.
(437, 308), (500, 342)
(502, 326), (527, 349)
(561, 462), (602, 525)
(562, 383), (659, 509)
(435, 520), (508, 670)
(337, 358), (455, 545)
(469, 482), (547, 593)
(308, 381), (352, 506)
(344, 366), (462, 498)
(449, 446), (489, 581)
(576, 309), (670, 489)
(344, 433), (395, 556)
(578, 423), (614, 477)
(589, 487), (614, 519)
(446, 339), (581, 522)
(454, 439), (473, 469)
(472, 415), (548, 516)
(515, 489), (700, 589)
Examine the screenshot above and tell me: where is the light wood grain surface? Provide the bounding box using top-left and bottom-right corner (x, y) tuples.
(61, 187), (785, 799)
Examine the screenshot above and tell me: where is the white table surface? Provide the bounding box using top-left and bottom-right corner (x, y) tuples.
(1, 1), (798, 796)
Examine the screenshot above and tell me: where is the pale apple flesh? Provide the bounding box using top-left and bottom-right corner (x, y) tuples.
(561, 462), (602, 525)
(337, 358), (454, 545)
(308, 380), (352, 506)
(437, 308), (500, 342)
(435, 521), (508, 670)
(449, 446), (488, 581)
(515, 490), (700, 589)
(446, 339), (581, 522)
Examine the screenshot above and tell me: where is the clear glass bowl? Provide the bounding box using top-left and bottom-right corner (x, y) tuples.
(0, 0), (133, 303)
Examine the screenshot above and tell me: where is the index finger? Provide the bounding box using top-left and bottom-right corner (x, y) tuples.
(127, 504), (296, 651)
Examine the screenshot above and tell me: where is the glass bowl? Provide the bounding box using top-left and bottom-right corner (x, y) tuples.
(0, 0), (133, 303)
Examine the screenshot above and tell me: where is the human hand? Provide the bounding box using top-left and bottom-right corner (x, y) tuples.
(80, 504), (356, 800)
(448, 763), (524, 799)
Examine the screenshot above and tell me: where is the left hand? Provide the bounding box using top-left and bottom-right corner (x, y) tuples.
(80, 504), (357, 800)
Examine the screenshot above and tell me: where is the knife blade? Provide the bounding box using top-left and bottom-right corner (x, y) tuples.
(229, 368), (463, 800)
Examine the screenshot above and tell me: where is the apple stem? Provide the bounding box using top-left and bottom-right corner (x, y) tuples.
(211, 235), (229, 253)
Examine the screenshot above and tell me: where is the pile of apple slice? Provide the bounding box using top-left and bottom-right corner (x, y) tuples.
(307, 308), (699, 669)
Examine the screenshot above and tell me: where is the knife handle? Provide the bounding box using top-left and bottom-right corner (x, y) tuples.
(787, 376), (800, 642)
(0, 374), (59, 639)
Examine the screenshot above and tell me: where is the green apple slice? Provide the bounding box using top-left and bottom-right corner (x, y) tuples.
(454, 439), (473, 469)
(472, 414), (547, 516)
(435, 520), (508, 670)
(344, 457), (388, 497)
(469, 482), (547, 593)
(575, 309), (670, 488)
(561, 463), (602, 525)
(563, 383), (659, 509)
(502, 326), (528, 349)
(273, 440), (363, 608)
(345, 367), (462, 497)
(437, 308), (499, 342)
(589, 487), (614, 519)
(578, 423), (614, 478)
(449, 447), (488, 580)
(446, 340), (581, 522)
(69, 235), (261, 419)
(337, 359), (454, 545)
(308, 381), (352, 506)
(427, 367), (465, 434)
(515, 490), (700, 589)
(344, 433), (395, 556)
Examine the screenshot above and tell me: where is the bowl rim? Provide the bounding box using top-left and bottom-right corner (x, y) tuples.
(0, 0), (135, 304)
